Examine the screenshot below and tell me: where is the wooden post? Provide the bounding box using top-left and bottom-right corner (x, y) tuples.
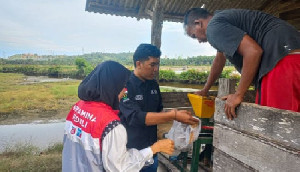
(217, 78), (237, 97)
(151, 0), (164, 81)
(151, 0), (164, 49)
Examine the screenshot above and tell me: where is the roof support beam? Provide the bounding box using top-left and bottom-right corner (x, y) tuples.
(151, 0), (164, 80)
(151, 0), (164, 49)
(145, 9), (153, 17)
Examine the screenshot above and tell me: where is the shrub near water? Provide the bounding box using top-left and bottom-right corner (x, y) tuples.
(159, 70), (177, 81)
(179, 69), (209, 84)
(0, 64), (78, 78)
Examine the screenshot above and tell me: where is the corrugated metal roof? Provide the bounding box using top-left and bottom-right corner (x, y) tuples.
(86, 0), (300, 30)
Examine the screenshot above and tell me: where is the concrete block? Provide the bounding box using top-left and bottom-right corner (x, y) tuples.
(213, 124), (300, 172)
(214, 98), (300, 150)
(213, 148), (256, 172)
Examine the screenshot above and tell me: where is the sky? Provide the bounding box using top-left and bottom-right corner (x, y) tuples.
(0, 0), (216, 58)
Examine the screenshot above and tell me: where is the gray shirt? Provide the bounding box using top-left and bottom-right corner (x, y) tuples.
(206, 9), (300, 86)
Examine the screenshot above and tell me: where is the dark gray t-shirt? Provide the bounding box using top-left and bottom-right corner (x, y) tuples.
(206, 9), (300, 86)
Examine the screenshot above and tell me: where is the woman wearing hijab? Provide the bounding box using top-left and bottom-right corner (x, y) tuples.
(62, 61), (174, 172)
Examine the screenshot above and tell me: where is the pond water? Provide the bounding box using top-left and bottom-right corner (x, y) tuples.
(24, 76), (218, 91)
(0, 120), (65, 152)
(23, 76), (77, 84)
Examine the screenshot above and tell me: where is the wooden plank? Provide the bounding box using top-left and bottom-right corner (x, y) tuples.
(279, 8), (300, 20)
(263, 0), (281, 16)
(286, 18), (300, 30)
(278, 0), (300, 13)
(213, 124), (300, 171)
(258, 0), (275, 11)
(214, 98), (300, 150)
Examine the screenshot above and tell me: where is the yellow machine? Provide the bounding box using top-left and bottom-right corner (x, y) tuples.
(171, 94), (215, 172)
(187, 93), (215, 119)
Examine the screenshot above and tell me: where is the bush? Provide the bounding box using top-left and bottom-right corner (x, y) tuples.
(75, 58), (93, 79)
(159, 70), (177, 81)
(48, 66), (61, 77)
(220, 69), (232, 78)
(179, 69), (209, 83)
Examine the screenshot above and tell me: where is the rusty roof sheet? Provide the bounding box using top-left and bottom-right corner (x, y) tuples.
(86, 0), (300, 30)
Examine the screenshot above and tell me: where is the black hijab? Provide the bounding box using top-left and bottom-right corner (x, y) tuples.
(78, 61), (130, 110)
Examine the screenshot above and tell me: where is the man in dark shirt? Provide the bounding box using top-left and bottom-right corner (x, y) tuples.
(119, 43), (199, 172)
(183, 8), (300, 119)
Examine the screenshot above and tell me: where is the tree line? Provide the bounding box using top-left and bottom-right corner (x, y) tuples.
(0, 52), (238, 82)
(2, 52), (233, 66)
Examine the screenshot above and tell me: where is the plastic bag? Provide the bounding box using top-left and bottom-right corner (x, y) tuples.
(165, 119), (201, 156)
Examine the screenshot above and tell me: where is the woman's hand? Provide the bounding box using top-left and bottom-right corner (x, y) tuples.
(151, 139), (174, 155)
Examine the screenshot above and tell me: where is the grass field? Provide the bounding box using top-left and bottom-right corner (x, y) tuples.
(0, 143), (63, 171)
(0, 73), (80, 124)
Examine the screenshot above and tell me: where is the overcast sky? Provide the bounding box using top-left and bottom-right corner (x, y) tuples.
(0, 0), (216, 58)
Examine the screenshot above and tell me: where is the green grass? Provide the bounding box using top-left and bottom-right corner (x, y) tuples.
(0, 73), (80, 122)
(0, 143), (63, 171)
(51, 82), (79, 99)
(0, 73), (24, 92)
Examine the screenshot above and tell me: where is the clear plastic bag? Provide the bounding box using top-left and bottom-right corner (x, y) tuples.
(165, 119), (201, 156)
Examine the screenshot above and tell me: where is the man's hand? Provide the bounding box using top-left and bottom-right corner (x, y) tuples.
(221, 93), (243, 120)
(173, 109), (199, 125)
(151, 139), (174, 155)
(194, 89), (208, 96)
